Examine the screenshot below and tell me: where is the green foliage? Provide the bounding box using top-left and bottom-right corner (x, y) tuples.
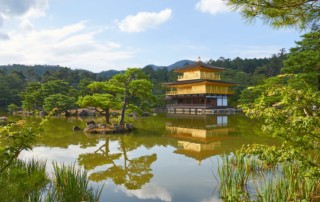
(218, 153), (320, 201)
(0, 121), (48, 200)
(0, 54), (288, 111)
(20, 80), (79, 112)
(239, 30), (320, 151)
(237, 29), (320, 190)
(208, 53), (287, 105)
(0, 116), (101, 202)
(209, 56), (272, 74)
(0, 159), (102, 202)
(41, 80), (70, 97)
(0, 159), (48, 202)
(220, 68), (251, 106)
(43, 94), (75, 114)
(228, 0), (320, 29)
(46, 163), (102, 202)
(0, 121), (36, 173)
(109, 68), (154, 125)
(223, 28), (320, 201)
(283, 29), (320, 89)
(78, 79), (94, 96)
(78, 94), (116, 110)
(0, 71), (27, 109)
(7, 103), (19, 113)
(77, 81), (119, 123)
(240, 73), (320, 158)
(20, 82), (43, 111)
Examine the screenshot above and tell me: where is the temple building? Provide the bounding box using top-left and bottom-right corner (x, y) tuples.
(162, 61), (238, 114)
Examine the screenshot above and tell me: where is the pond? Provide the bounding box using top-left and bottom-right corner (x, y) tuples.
(19, 114), (277, 202)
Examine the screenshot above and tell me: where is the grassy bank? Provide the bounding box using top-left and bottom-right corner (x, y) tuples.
(0, 159), (102, 202)
(218, 154), (320, 201)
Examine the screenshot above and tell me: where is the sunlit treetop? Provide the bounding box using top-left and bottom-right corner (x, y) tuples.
(228, 0), (320, 30)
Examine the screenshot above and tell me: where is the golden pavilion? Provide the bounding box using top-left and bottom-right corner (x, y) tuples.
(162, 61), (237, 114)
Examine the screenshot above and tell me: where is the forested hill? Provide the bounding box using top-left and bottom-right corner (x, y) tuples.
(0, 64), (120, 83)
(145, 59), (195, 70)
(0, 64), (62, 75)
(0, 51), (286, 110)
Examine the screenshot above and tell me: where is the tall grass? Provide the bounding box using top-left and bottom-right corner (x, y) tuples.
(0, 159), (48, 202)
(46, 162), (103, 202)
(218, 154), (320, 201)
(0, 159), (103, 202)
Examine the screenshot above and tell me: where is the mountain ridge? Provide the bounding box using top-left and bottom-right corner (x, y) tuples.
(0, 59), (196, 78)
(145, 59), (195, 71)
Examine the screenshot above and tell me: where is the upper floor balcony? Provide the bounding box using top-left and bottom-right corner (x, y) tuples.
(166, 88), (234, 95)
(178, 72), (220, 81)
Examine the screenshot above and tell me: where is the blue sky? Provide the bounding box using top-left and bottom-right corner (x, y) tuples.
(0, 0), (303, 72)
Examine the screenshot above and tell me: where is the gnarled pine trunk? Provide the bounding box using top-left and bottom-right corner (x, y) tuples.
(119, 97), (127, 125)
(105, 108), (110, 124)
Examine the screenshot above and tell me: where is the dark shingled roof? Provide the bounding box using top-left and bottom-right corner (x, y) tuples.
(173, 61), (224, 72)
(162, 79), (238, 86)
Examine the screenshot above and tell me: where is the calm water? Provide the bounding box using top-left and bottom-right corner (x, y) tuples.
(18, 114), (277, 202)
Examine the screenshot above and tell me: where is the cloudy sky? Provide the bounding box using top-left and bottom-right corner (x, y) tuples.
(0, 0), (303, 72)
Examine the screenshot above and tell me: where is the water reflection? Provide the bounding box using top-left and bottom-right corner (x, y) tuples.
(118, 183), (172, 202)
(16, 114), (277, 202)
(78, 136), (157, 190)
(166, 115), (237, 163)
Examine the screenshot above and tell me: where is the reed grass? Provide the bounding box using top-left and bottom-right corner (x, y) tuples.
(46, 162), (103, 202)
(218, 154), (320, 201)
(0, 159), (103, 201)
(0, 158), (48, 202)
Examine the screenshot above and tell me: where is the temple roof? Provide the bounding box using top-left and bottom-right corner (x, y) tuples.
(162, 79), (238, 86)
(173, 61), (224, 72)
(174, 149), (221, 161)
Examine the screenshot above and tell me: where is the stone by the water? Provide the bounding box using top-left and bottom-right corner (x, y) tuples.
(73, 126), (82, 131)
(86, 120), (96, 127)
(79, 110), (89, 117)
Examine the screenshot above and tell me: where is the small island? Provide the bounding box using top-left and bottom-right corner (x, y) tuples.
(77, 68), (153, 134)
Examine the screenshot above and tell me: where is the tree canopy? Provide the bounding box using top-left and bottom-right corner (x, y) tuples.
(77, 68), (153, 125)
(77, 81), (118, 124)
(228, 0), (320, 29)
(239, 29), (320, 177)
(108, 68), (154, 125)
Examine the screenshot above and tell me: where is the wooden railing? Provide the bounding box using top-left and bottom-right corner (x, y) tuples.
(200, 73), (220, 80)
(166, 89), (234, 95)
(177, 73), (220, 81)
(166, 104), (210, 109)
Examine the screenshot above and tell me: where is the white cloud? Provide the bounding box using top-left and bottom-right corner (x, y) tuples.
(0, 32), (9, 40)
(0, 0), (48, 18)
(19, 19), (34, 31)
(0, 22), (136, 72)
(119, 183), (172, 202)
(118, 9), (172, 32)
(0, 0), (49, 33)
(195, 0), (230, 15)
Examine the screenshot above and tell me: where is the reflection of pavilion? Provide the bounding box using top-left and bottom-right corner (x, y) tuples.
(166, 115), (236, 162)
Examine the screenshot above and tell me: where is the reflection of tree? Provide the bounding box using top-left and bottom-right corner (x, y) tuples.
(78, 136), (157, 190)
(78, 137), (121, 170)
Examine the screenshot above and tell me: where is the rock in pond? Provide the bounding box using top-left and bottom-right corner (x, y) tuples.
(73, 126), (82, 131)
